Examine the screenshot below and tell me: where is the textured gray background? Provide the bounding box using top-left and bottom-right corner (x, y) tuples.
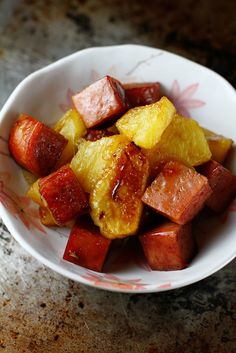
(0, 1), (236, 352)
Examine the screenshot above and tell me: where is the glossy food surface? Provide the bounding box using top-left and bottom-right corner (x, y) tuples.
(143, 114), (212, 178)
(142, 161), (212, 224)
(116, 96), (176, 149)
(9, 114), (68, 176)
(39, 165), (88, 225)
(124, 82), (161, 107)
(72, 75), (128, 128)
(63, 217), (111, 272)
(199, 160), (236, 212)
(91, 142), (149, 238)
(139, 222), (194, 270)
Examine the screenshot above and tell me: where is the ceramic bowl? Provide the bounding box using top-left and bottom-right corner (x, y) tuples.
(0, 44), (236, 293)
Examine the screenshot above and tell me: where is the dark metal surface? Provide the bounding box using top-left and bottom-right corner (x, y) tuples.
(0, 1), (236, 352)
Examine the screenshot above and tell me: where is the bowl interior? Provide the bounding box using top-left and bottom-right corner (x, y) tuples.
(0, 44), (236, 293)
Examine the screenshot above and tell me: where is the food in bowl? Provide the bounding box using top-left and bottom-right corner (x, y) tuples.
(8, 75), (236, 273)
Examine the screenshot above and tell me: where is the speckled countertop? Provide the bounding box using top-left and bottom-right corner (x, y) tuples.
(0, 1), (236, 352)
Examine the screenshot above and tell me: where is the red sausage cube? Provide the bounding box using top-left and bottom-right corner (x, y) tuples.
(9, 114), (68, 176)
(139, 222), (194, 270)
(72, 76), (128, 128)
(124, 82), (161, 107)
(63, 217), (112, 272)
(142, 161), (212, 224)
(39, 165), (88, 225)
(198, 160), (236, 212)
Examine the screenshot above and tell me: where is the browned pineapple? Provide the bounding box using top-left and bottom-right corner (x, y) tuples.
(116, 96), (176, 149)
(70, 135), (130, 193)
(90, 143), (149, 239)
(202, 127), (233, 164)
(39, 206), (57, 226)
(54, 109), (87, 165)
(143, 114), (212, 178)
(27, 181), (57, 226)
(27, 179), (45, 207)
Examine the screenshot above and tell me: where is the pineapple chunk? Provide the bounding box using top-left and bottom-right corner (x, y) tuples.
(202, 128), (233, 164)
(143, 114), (212, 178)
(70, 135), (130, 193)
(39, 206), (57, 226)
(54, 109), (87, 165)
(116, 96), (176, 149)
(90, 143), (149, 239)
(27, 179), (45, 207)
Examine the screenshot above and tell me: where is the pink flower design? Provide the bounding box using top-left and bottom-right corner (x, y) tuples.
(168, 80), (205, 117)
(0, 174), (46, 234)
(59, 89), (76, 113)
(82, 271), (147, 290)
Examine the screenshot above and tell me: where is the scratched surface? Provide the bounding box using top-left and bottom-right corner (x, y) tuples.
(0, 1), (236, 352)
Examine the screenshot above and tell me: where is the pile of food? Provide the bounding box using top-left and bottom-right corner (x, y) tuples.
(8, 76), (236, 272)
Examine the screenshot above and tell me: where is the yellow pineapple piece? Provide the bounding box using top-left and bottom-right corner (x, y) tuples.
(116, 96), (176, 149)
(39, 206), (57, 227)
(54, 109), (87, 165)
(70, 135), (130, 193)
(202, 128), (233, 164)
(39, 205), (74, 228)
(143, 114), (212, 178)
(26, 180), (45, 207)
(90, 143), (149, 239)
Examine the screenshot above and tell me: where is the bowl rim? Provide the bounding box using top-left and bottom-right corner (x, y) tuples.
(0, 44), (236, 293)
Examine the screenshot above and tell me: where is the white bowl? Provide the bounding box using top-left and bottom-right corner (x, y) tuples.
(0, 44), (236, 293)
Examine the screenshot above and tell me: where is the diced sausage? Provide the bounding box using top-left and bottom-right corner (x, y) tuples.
(198, 160), (236, 212)
(139, 222), (195, 270)
(63, 216), (112, 272)
(124, 82), (161, 107)
(142, 161), (212, 224)
(39, 165), (88, 225)
(9, 114), (68, 176)
(72, 76), (128, 128)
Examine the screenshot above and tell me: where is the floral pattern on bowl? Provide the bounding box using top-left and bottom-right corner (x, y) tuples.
(168, 80), (205, 117)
